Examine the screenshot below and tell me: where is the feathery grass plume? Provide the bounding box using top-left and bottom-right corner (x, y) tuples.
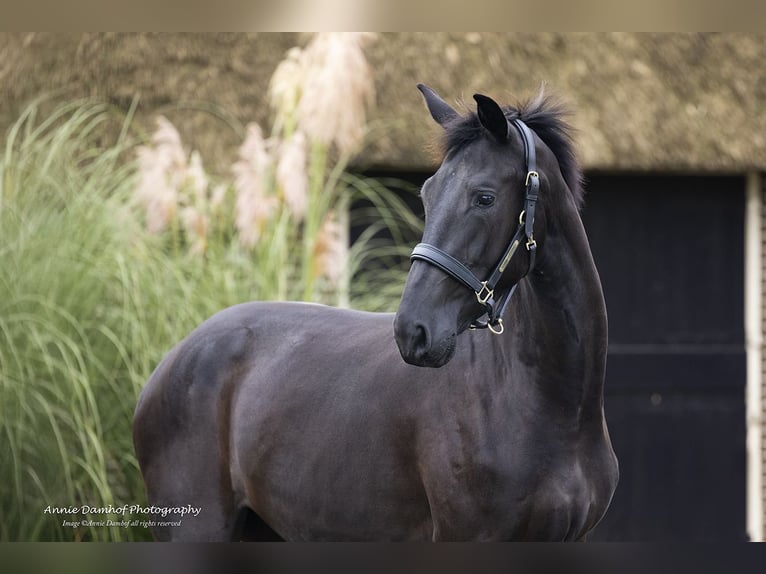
(269, 46), (304, 136)
(298, 33), (376, 157)
(179, 206), (209, 256)
(134, 119), (215, 256)
(314, 209), (347, 287)
(232, 123), (277, 247)
(185, 150), (209, 205)
(276, 130), (309, 222)
(134, 116), (187, 233)
(178, 151), (210, 255)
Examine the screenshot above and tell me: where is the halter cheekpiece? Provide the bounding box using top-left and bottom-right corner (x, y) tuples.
(409, 118), (540, 335)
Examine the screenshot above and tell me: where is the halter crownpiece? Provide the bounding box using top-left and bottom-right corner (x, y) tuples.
(410, 118), (540, 335)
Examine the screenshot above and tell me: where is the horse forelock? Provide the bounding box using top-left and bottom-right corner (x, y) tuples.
(440, 92), (584, 209)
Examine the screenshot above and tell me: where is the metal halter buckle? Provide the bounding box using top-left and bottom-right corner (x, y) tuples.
(475, 282), (494, 305)
(525, 171), (539, 186)
(526, 236), (537, 251)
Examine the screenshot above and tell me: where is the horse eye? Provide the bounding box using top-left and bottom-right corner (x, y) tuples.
(476, 193), (495, 207)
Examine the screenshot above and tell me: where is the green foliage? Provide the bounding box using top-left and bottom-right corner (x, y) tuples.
(0, 101), (421, 541)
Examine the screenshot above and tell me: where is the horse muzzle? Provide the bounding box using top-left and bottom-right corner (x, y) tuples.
(393, 310), (457, 368)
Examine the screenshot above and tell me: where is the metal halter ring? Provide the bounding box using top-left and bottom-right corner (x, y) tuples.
(488, 319), (504, 335)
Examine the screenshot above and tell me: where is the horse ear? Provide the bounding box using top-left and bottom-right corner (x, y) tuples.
(473, 94), (508, 142)
(417, 84), (458, 127)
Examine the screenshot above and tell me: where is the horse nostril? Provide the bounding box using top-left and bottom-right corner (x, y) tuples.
(393, 314), (436, 365)
(413, 323), (430, 353)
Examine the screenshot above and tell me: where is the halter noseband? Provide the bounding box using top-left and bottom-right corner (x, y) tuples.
(409, 118), (540, 335)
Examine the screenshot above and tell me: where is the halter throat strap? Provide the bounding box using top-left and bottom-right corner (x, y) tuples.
(409, 118), (540, 334)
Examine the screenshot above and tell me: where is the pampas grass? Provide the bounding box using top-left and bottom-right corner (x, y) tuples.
(0, 33), (421, 541)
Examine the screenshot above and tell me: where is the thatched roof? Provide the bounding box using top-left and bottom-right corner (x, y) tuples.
(2, 33), (765, 172)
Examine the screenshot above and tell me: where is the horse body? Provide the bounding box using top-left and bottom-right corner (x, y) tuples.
(133, 84), (618, 541)
(135, 302), (613, 541)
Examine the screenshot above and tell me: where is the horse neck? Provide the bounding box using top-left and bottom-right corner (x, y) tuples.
(500, 197), (608, 423)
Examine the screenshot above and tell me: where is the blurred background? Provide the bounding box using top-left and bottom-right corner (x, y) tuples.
(0, 32), (764, 541)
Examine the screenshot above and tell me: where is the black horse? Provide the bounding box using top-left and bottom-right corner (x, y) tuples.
(133, 85), (618, 541)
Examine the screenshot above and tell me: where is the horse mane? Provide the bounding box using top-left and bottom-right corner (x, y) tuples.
(442, 91), (585, 209)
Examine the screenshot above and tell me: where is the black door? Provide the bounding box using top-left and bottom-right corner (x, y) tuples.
(582, 175), (747, 541)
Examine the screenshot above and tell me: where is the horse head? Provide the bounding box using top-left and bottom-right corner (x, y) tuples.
(394, 84), (559, 368)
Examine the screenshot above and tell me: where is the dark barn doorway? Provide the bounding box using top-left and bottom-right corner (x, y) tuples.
(582, 174), (747, 541)
(361, 171), (748, 540)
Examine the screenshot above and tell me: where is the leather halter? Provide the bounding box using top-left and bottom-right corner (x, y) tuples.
(409, 118), (540, 335)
